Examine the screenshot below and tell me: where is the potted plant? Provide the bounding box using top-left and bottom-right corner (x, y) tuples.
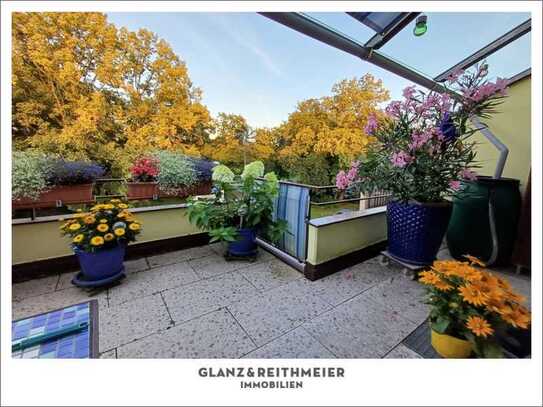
(420, 256), (530, 358)
(335, 63), (508, 266)
(60, 199), (142, 287)
(187, 157), (216, 196)
(152, 150), (198, 198)
(127, 156), (159, 200)
(13, 154), (104, 208)
(12, 151), (53, 207)
(186, 161), (287, 257)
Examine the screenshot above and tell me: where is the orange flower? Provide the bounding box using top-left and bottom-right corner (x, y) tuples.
(419, 271), (441, 286)
(433, 279), (453, 291)
(466, 315), (494, 337)
(463, 255), (486, 267)
(459, 284), (488, 306)
(501, 304), (531, 329)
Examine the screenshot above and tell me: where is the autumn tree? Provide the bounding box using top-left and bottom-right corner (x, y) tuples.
(259, 74), (389, 184)
(203, 113), (250, 168)
(12, 12), (212, 175)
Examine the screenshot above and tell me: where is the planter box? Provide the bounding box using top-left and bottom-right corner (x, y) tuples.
(159, 181), (212, 199)
(126, 182), (158, 200)
(13, 183), (95, 209)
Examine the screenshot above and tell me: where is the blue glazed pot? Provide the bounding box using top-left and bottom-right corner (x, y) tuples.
(74, 243), (126, 281)
(387, 200), (452, 266)
(227, 228), (257, 257)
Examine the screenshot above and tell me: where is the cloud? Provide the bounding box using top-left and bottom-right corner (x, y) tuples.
(208, 14), (282, 77)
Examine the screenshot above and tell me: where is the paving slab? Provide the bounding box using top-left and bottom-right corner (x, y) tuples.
(99, 349), (117, 359)
(236, 258), (302, 292)
(124, 257), (150, 274)
(147, 245), (215, 268)
(162, 272), (259, 323)
(243, 327), (335, 358)
(384, 344), (423, 359)
(310, 262), (397, 306)
(189, 254), (254, 279)
(12, 286), (107, 321)
(116, 309), (255, 358)
(303, 295), (417, 358)
(362, 275), (429, 325)
(12, 275), (59, 302)
(108, 262), (200, 306)
(99, 294), (171, 352)
(228, 279), (332, 346)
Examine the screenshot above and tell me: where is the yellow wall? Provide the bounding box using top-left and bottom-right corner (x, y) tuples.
(472, 76), (531, 191)
(12, 207), (201, 265)
(306, 212), (387, 265)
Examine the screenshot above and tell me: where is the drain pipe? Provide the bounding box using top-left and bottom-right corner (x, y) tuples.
(470, 116), (508, 179)
(470, 116), (508, 266)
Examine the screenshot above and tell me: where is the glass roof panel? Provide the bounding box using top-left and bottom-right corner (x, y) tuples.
(379, 12), (531, 77)
(483, 32), (531, 80)
(347, 12), (405, 33)
(302, 12), (376, 43)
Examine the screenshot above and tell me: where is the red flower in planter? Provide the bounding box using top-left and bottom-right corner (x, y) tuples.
(130, 156), (159, 182)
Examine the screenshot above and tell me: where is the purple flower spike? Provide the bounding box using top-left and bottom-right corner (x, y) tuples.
(439, 112), (457, 144)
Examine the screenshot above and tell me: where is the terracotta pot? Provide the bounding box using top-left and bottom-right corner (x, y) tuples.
(431, 329), (472, 358)
(126, 182), (158, 200)
(13, 183), (94, 209)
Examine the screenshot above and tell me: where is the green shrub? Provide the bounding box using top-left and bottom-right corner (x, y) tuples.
(12, 151), (53, 200)
(151, 150), (198, 194)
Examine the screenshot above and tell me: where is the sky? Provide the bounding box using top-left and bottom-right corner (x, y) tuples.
(107, 12), (530, 128)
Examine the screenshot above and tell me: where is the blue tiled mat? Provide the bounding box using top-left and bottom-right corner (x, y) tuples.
(12, 300), (99, 359)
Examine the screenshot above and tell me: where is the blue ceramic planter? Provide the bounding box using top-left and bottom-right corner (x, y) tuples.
(73, 243), (126, 287)
(227, 228), (257, 257)
(387, 201), (452, 266)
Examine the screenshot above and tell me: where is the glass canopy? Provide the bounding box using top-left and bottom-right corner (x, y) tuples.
(301, 11), (531, 81)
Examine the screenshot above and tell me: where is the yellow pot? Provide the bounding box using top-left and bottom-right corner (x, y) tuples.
(431, 329), (473, 358)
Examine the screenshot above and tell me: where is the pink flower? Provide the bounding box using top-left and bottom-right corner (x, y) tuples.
(447, 68), (464, 83)
(409, 127), (435, 150)
(449, 180), (461, 191)
(335, 161), (360, 190)
(364, 114), (378, 134)
(385, 100), (402, 118)
(402, 86), (416, 99)
(460, 169), (477, 181)
(391, 151), (412, 168)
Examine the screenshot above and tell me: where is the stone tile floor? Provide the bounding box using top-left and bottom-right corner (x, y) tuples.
(12, 243), (531, 359)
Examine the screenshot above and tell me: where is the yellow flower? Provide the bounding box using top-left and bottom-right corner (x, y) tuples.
(463, 255), (486, 267)
(84, 216), (96, 225)
(100, 219), (108, 223)
(114, 228), (125, 237)
(110, 199), (121, 204)
(118, 203), (128, 209)
(73, 234), (84, 243)
(97, 224), (109, 232)
(104, 233), (115, 242)
(128, 223), (141, 231)
(105, 204), (114, 210)
(466, 316), (494, 338)
(90, 236), (105, 246)
(69, 223), (81, 231)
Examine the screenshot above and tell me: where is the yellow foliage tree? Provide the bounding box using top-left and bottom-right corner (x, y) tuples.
(203, 113), (250, 168)
(12, 12), (212, 175)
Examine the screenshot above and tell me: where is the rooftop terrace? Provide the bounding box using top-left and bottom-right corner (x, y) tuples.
(12, 243), (530, 359)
